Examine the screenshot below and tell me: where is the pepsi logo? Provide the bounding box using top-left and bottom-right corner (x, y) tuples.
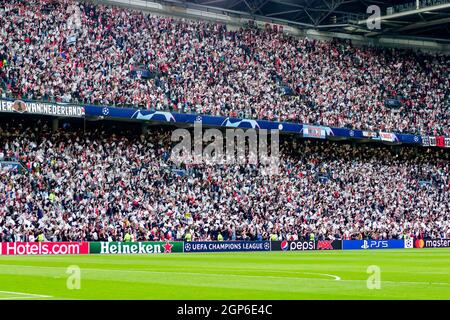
(280, 240), (289, 251)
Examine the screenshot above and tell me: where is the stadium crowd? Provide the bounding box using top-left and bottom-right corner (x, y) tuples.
(0, 118), (449, 242)
(0, 0), (449, 135)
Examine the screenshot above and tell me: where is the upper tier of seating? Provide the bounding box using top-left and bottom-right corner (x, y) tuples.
(0, 0), (448, 135)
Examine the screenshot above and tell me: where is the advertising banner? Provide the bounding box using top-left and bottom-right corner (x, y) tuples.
(429, 136), (437, 146)
(436, 136), (445, 148)
(183, 241), (270, 253)
(131, 69), (153, 79)
(379, 132), (398, 142)
(272, 240), (316, 251)
(302, 125), (332, 139)
(272, 240), (342, 251)
(0, 242), (89, 255)
(0, 98), (437, 147)
(84, 105), (428, 146)
(0, 99), (85, 118)
(362, 131), (379, 140)
(89, 242), (183, 254)
(385, 98), (402, 108)
(414, 239), (450, 248)
(316, 240), (342, 250)
(0, 161), (24, 173)
(342, 240), (405, 250)
(422, 136), (448, 148)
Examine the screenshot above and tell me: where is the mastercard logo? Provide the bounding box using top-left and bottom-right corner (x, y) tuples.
(415, 239), (425, 248)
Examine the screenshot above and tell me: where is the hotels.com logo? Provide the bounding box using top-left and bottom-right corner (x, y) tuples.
(0, 242), (89, 255)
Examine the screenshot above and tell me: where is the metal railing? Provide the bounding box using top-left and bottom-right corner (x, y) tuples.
(391, 0), (450, 14)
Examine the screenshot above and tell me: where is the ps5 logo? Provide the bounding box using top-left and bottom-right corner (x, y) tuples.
(361, 240), (370, 249)
(361, 240), (388, 249)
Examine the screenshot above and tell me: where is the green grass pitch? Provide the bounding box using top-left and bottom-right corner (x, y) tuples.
(0, 249), (449, 300)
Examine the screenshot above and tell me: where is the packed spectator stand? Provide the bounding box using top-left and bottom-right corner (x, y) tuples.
(0, 117), (448, 242)
(0, 0), (449, 136)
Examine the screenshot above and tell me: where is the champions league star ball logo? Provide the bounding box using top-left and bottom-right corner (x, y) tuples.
(221, 118), (261, 129)
(404, 238), (413, 249)
(280, 240), (289, 251)
(132, 110), (176, 122)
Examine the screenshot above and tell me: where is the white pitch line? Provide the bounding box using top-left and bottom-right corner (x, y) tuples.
(3, 264), (449, 285)
(0, 296), (48, 300)
(118, 270), (343, 282)
(330, 279), (450, 286)
(0, 290), (52, 299)
(303, 272), (341, 281)
(0, 264), (341, 282)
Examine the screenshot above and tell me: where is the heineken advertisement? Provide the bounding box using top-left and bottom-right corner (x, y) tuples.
(89, 242), (184, 254)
